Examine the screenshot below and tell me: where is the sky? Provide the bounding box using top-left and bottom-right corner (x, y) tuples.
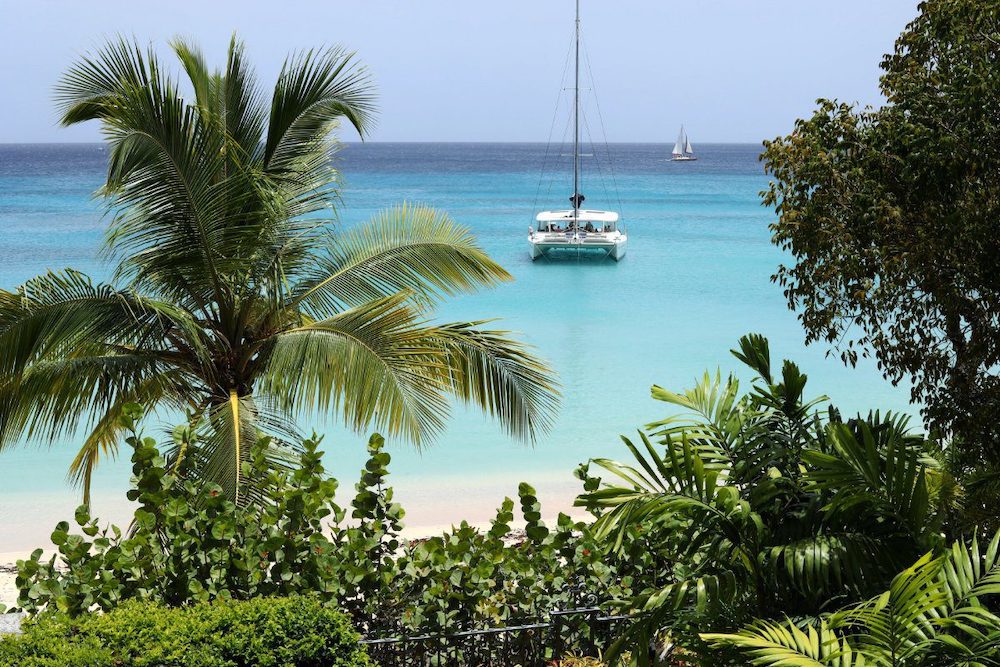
(1, 0), (920, 144)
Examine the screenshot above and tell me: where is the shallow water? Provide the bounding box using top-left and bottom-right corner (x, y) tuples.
(0, 142), (915, 546)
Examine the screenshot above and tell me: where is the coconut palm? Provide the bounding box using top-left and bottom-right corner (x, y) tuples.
(0, 37), (558, 504)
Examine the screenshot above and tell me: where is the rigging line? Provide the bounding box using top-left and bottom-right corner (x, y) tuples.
(580, 105), (613, 212)
(582, 36), (625, 219)
(546, 109), (575, 200)
(581, 111), (606, 206)
(531, 29), (576, 223)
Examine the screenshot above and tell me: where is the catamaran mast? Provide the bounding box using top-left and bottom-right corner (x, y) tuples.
(573, 0), (580, 227)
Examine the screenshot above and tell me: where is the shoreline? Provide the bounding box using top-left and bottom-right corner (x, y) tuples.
(0, 469), (584, 551)
(0, 562), (19, 612)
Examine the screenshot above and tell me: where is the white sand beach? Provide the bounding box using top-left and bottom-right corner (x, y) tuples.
(1, 560), (22, 611)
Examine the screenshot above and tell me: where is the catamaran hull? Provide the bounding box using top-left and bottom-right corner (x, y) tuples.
(528, 237), (627, 261)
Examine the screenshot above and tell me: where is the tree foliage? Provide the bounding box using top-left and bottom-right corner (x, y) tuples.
(761, 0), (1000, 457)
(0, 37), (558, 503)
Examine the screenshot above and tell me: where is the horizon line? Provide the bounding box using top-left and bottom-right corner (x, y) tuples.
(0, 140), (768, 146)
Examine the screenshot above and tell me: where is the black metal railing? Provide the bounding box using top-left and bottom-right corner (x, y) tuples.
(361, 607), (629, 666)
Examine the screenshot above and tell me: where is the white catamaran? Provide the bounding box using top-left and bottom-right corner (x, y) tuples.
(671, 125), (696, 161)
(528, 0), (626, 261)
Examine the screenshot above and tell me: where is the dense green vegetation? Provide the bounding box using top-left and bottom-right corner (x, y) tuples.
(0, 36), (558, 504)
(12, 335), (998, 665)
(714, 1), (1000, 663)
(12, 404), (629, 641)
(0, 596), (370, 667)
(583, 335), (959, 662)
(763, 0), (1000, 464)
(582, 336), (1000, 665)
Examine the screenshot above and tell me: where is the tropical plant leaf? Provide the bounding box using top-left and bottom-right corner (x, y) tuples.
(704, 618), (860, 667)
(292, 204), (512, 315)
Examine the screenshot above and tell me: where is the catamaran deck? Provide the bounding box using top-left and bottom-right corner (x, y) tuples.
(529, 209), (626, 259)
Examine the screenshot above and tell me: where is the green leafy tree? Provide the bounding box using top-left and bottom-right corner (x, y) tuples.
(761, 0), (1000, 457)
(581, 335), (956, 665)
(0, 37), (558, 502)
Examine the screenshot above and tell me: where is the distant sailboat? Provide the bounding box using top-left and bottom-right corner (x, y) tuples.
(671, 125), (696, 161)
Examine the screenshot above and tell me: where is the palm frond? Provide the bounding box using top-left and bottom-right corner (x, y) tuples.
(0, 349), (188, 453)
(56, 36), (236, 305)
(703, 618), (859, 667)
(804, 422), (935, 533)
(831, 552), (946, 660)
(732, 333), (774, 384)
(0, 273), (204, 444)
(938, 531), (1000, 612)
(582, 434), (757, 556)
(171, 35), (265, 158)
(219, 36), (267, 157)
(426, 320), (558, 443)
(264, 45), (375, 172)
(292, 204), (512, 315)
(193, 393), (259, 503)
(169, 37), (214, 114)
(261, 293), (451, 443)
(711, 536), (1000, 667)
(0, 270), (201, 372)
(55, 36), (153, 126)
(763, 533), (901, 604)
(646, 370), (746, 469)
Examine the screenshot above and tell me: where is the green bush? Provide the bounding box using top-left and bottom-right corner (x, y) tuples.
(0, 596), (370, 667)
(16, 406), (348, 614)
(11, 336), (985, 665)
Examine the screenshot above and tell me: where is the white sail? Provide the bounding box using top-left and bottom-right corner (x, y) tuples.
(672, 126), (686, 155)
(684, 136), (694, 154)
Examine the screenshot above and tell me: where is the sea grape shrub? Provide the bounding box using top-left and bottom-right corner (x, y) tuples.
(14, 406), (657, 647)
(383, 495), (627, 637)
(16, 406), (350, 614)
(0, 596), (371, 667)
(335, 469), (641, 638)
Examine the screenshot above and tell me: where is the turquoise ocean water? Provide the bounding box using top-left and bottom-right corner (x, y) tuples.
(0, 142), (915, 543)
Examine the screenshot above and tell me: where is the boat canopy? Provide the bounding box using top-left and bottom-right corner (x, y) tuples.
(536, 209), (619, 223)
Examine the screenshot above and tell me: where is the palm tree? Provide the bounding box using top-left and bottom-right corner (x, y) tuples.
(0, 37), (559, 504)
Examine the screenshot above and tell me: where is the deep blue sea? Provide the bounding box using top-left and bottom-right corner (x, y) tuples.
(0, 143), (916, 545)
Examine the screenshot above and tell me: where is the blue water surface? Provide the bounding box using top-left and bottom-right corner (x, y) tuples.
(0, 142), (915, 506)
